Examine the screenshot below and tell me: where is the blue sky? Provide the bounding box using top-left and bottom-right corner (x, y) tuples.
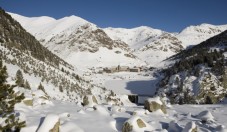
(1, 0), (227, 32)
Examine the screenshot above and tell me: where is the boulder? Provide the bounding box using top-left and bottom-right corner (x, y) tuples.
(83, 95), (98, 107)
(37, 114), (60, 132)
(144, 96), (167, 114)
(23, 99), (33, 106)
(122, 115), (153, 132)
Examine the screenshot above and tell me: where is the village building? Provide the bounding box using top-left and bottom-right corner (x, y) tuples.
(118, 66), (129, 72)
(129, 67), (140, 72)
(103, 65), (141, 73)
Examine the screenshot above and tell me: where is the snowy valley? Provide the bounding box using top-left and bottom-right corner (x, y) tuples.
(0, 8), (227, 132)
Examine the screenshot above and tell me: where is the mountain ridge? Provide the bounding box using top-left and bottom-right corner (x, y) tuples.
(9, 12), (227, 68)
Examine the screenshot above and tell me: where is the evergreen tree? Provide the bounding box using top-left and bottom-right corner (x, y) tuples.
(59, 85), (63, 92)
(15, 70), (24, 87)
(205, 96), (213, 104)
(38, 83), (47, 94)
(24, 80), (31, 90)
(0, 59), (26, 131)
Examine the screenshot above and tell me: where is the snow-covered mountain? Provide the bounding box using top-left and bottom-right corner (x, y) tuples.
(104, 27), (184, 65)
(104, 24), (227, 65)
(177, 23), (227, 48)
(9, 12), (227, 68)
(0, 9), (125, 105)
(9, 13), (144, 69)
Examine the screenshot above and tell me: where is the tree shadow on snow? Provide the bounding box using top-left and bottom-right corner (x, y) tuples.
(125, 79), (158, 96)
(36, 116), (45, 131)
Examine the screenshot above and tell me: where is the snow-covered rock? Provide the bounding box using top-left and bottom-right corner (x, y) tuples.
(196, 110), (214, 123)
(122, 115), (153, 132)
(144, 96), (167, 114)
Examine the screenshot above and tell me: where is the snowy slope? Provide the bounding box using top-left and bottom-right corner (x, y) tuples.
(9, 13), (91, 42)
(9, 13), (145, 70)
(104, 26), (164, 49)
(0, 10), (127, 105)
(104, 27), (184, 65)
(104, 24), (227, 66)
(10, 12), (227, 68)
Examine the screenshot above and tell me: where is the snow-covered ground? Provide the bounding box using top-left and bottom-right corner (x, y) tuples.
(16, 99), (227, 132)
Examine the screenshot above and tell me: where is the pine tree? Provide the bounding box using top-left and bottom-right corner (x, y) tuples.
(38, 83), (47, 94)
(205, 96), (213, 104)
(59, 85), (63, 92)
(0, 59), (26, 131)
(15, 70), (24, 87)
(24, 80), (31, 90)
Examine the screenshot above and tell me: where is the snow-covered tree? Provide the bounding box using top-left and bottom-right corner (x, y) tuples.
(24, 80), (31, 90)
(15, 70), (24, 87)
(0, 59), (26, 131)
(38, 83), (47, 94)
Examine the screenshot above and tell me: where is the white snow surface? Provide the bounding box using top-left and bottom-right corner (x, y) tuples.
(14, 99), (227, 132)
(104, 26), (164, 49)
(37, 114), (59, 132)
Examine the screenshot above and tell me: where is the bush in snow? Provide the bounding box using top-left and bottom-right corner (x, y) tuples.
(144, 96), (167, 114)
(82, 95), (98, 107)
(0, 59), (26, 131)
